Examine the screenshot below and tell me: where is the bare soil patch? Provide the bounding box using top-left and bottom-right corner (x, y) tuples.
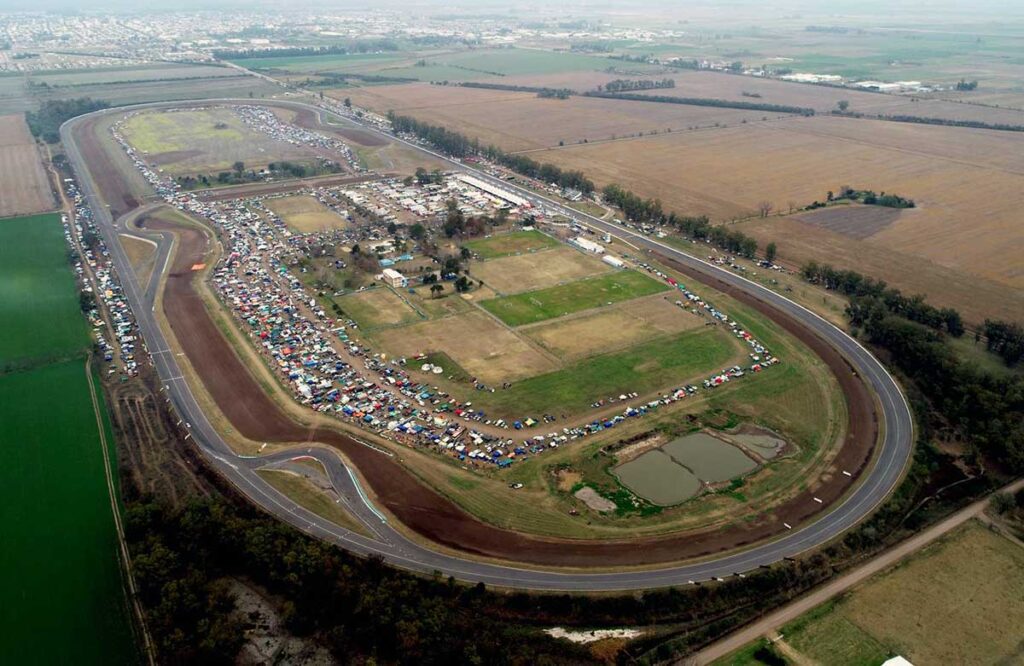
(0, 114), (55, 217)
(793, 204), (903, 240)
(574, 487), (617, 513)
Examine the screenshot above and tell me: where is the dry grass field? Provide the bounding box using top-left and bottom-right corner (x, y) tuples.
(265, 194), (348, 233)
(780, 521), (1024, 666)
(337, 287), (421, 330)
(537, 114), (1024, 320)
(471, 246), (610, 294)
(0, 114), (54, 218)
(344, 83), (782, 151)
(522, 294), (704, 360)
(371, 310), (558, 384)
(120, 107), (315, 176)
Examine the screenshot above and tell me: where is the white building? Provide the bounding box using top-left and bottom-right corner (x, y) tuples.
(382, 268), (407, 288)
(456, 174), (530, 208)
(572, 237), (605, 254)
(602, 255), (625, 268)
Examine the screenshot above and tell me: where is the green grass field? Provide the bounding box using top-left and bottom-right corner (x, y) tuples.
(0, 214), (90, 368)
(120, 107), (248, 155)
(464, 229), (560, 259)
(460, 327), (734, 416)
(0, 360), (137, 664)
(480, 270), (669, 326)
(234, 52), (407, 73)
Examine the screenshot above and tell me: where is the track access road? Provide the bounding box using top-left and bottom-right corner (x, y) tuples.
(60, 99), (913, 591)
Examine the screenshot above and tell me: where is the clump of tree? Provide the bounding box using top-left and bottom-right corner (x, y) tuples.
(801, 261), (963, 336)
(602, 78), (675, 93)
(581, 90), (815, 116)
(414, 166), (444, 185)
(982, 319), (1024, 367)
(955, 79), (979, 91)
(836, 186), (915, 208)
(26, 97), (109, 143)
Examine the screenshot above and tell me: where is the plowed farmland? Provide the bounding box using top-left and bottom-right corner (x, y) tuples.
(0, 114), (55, 217)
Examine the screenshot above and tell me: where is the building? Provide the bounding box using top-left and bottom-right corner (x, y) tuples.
(602, 255), (625, 268)
(382, 268), (407, 288)
(572, 236), (605, 254)
(456, 174), (530, 208)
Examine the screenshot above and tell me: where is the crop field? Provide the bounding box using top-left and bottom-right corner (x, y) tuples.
(265, 194), (348, 232)
(538, 114), (1024, 320)
(523, 295), (704, 360)
(0, 67), (279, 115)
(771, 521), (1024, 666)
(371, 309), (558, 384)
(120, 107), (313, 175)
(0, 115), (55, 218)
(464, 228), (560, 258)
(791, 204), (903, 240)
(337, 287), (422, 330)
(0, 361), (137, 664)
(343, 82), (781, 151)
(472, 245), (609, 294)
(480, 270), (669, 326)
(0, 213), (89, 367)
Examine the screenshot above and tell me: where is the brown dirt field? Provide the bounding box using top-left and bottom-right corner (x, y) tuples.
(73, 105), (881, 568)
(265, 194), (348, 233)
(471, 246), (610, 294)
(523, 294), (704, 360)
(792, 205), (903, 240)
(0, 114), (55, 217)
(372, 310), (558, 384)
(539, 114), (1024, 311)
(345, 82), (784, 151)
(146, 209), (879, 567)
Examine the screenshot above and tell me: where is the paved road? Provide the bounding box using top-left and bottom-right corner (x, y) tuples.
(60, 98), (914, 591)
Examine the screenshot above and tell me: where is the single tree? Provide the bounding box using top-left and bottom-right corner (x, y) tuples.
(430, 283), (444, 299)
(765, 242), (777, 264)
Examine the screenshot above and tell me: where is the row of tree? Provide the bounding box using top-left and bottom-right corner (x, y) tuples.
(26, 97), (108, 143)
(601, 78), (676, 92)
(459, 81), (573, 98)
(834, 110), (1024, 133)
(387, 111), (594, 193)
(982, 319), (1024, 366)
(800, 261), (964, 336)
(214, 40), (399, 60)
(836, 186), (915, 208)
(583, 90), (815, 115)
(602, 183), (761, 258)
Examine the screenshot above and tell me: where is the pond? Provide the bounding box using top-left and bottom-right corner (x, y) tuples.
(662, 432), (757, 482)
(613, 450), (700, 505)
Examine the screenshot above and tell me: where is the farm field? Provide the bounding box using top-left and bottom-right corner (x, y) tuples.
(120, 107), (315, 176)
(480, 270), (669, 326)
(0, 67), (279, 115)
(537, 114), (1024, 318)
(265, 194), (348, 232)
(0, 114), (55, 218)
(0, 213), (90, 368)
(0, 361), (138, 665)
(741, 521), (1024, 666)
(464, 228), (559, 258)
(343, 82), (785, 151)
(472, 245), (610, 294)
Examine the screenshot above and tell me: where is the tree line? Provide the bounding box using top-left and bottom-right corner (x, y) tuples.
(387, 111), (594, 193)
(836, 186), (915, 208)
(833, 110), (1024, 133)
(602, 183), (760, 258)
(214, 40), (399, 60)
(581, 90), (815, 115)
(26, 97), (108, 143)
(601, 78), (676, 93)
(459, 81), (573, 98)
(800, 261), (964, 336)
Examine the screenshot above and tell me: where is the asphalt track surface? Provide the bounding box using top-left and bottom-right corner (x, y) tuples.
(60, 98), (913, 590)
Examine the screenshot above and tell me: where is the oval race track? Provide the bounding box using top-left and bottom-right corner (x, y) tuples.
(60, 99), (913, 591)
